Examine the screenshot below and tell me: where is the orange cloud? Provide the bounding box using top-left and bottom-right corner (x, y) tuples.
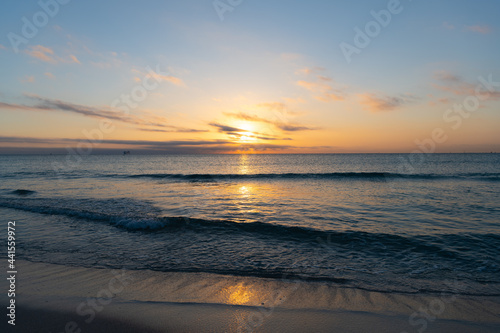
(296, 80), (344, 102)
(432, 71), (500, 100)
(358, 93), (413, 112)
(442, 22), (455, 30)
(69, 54), (81, 64)
(465, 25), (491, 34)
(133, 68), (186, 87)
(20, 76), (35, 83)
(433, 70), (461, 83)
(224, 110), (319, 132)
(257, 102), (286, 112)
(25, 45), (55, 63)
(295, 67), (325, 75)
(25, 45), (82, 65)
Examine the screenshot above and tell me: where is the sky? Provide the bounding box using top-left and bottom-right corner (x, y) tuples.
(0, 0), (499, 154)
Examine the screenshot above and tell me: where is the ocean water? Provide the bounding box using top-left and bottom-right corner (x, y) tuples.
(1, 153), (499, 295)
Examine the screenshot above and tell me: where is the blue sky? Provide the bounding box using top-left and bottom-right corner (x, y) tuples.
(1, 0), (499, 153)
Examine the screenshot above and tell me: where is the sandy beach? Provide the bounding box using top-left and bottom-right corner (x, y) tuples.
(1, 260), (499, 332)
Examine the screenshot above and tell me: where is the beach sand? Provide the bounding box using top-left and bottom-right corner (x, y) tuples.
(1, 260), (499, 332)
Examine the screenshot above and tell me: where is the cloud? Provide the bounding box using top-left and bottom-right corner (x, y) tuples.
(432, 70), (474, 95)
(0, 136), (306, 154)
(209, 122), (291, 141)
(295, 67), (346, 102)
(428, 97), (452, 106)
(432, 71), (500, 100)
(131, 67), (186, 87)
(442, 23), (491, 34)
(0, 44), (6, 50)
(90, 54), (123, 68)
(358, 93), (415, 112)
(223, 111), (319, 132)
(44, 72), (55, 79)
(442, 22), (455, 30)
(25, 45), (56, 63)
(0, 135), (231, 148)
(465, 25), (491, 34)
(24, 45), (83, 64)
(20, 76), (35, 83)
(0, 95), (181, 128)
(210, 123), (245, 134)
(257, 102), (286, 112)
(433, 70), (461, 83)
(139, 127), (208, 133)
(295, 67), (325, 75)
(69, 54), (81, 64)
(145, 71), (185, 87)
(276, 124), (317, 132)
(296, 79), (344, 102)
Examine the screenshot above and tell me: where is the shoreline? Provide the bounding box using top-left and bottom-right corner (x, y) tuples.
(2, 260), (500, 332)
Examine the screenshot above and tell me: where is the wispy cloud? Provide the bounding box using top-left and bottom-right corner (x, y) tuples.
(297, 80), (344, 102)
(209, 122), (290, 140)
(358, 93), (416, 112)
(442, 22), (455, 30)
(295, 67), (325, 75)
(224, 110), (319, 132)
(442, 23), (491, 34)
(295, 70), (344, 102)
(432, 70), (500, 99)
(0, 136), (306, 154)
(139, 127), (208, 133)
(90, 51), (124, 69)
(0, 44), (6, 50)
(25, 45), (55, 63)
(132, 67), (186, 87)
(20, 76), (35, 83)
(0, 95), (192, 129)
(44, 72), (55, 79)
(256, 102), (286, 112)
(69, 54), (81, 64)
(24, 45), (81, 64)
(295, 67), (345, 102)
(465, 25), (491, 34)
(434, 70), (461, 83)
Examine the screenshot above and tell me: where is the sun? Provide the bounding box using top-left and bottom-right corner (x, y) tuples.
(237, 122), (258, 142)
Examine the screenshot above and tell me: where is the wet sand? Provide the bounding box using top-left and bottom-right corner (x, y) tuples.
(1, 260), (499, 332)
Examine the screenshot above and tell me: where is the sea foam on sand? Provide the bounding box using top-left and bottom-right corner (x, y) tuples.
(1, 260), (499, 332)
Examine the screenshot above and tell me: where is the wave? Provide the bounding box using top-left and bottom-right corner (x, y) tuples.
(123, 172), (500, 182)
(4, 170), (500, 182)
(11, 189), (37, 196)
(1, 197), (498, 260)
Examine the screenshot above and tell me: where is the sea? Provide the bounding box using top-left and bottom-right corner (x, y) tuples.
(1, 153), (499, 296)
